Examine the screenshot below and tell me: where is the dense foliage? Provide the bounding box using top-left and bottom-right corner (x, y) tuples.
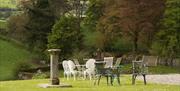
(97, 0), (165, 53)
(48, 16), (82, 58)
(152, 0), (180, 58)
(4, 0), (180, 60)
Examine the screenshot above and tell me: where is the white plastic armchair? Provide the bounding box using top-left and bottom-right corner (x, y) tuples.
(104, 57), (113, 68)
(84, 59), (96, 80)
(68, 60), (78, 80)
(62, 60), (70, 80)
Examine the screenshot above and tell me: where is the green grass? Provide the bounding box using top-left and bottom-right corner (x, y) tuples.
(0, 39), (35, 80)
(0, 76), (180, 91)
(0, 20), (7, 30)
(148, 65), (180, 74)
(0, 0), (17, 9)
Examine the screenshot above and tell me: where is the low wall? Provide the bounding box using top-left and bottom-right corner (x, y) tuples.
(158, 58), (180, 67)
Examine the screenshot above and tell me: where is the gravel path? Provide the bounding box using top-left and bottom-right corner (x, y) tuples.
(137, 74), (180, 85)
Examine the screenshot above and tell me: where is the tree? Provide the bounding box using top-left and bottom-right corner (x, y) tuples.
(7, 13), (29, 42)
(152, 0), (180, 65)
(84, 0), (104, 32)
(97, 0), (165, 53)
(48, 0), (68, 19)
(96, 0), (122, 51)
(18, 0), (67, 52)
(82, 0), (105, 52)
(48, 16), (81, 58)
(47, 0), (88, 57)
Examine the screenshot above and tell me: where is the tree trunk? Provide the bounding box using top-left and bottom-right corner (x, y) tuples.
(170, 58), (174, 67)
(133, 33), (138, 53)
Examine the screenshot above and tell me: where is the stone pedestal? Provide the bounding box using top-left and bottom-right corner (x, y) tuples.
(39, 49), (72, 88)
(48, 49), (61, 85)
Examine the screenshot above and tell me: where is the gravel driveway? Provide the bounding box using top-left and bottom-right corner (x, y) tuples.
(137, 74), (180, 85)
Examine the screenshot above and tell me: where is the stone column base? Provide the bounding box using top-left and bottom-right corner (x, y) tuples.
(38, 83), (72, 88)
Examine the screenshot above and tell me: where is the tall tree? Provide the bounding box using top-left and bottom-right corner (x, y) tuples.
(47, 0), (88, 58)
(21, 0), (55, 51)
(7, 13), (29, 42)
(48, 0), (68, 19)
(48, 16), (80, 58)
(152, 0), (180, 64)
(97, 0), (165, 52)
(17, 0), (67, 52)
(82, 0), (105, 51)
(68, 0), (89, 49)
(84, 0), (104, 31)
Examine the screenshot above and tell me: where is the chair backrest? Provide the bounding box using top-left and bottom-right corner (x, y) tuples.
(86, 59), (96, 70)
(62, 60), (69, 72)
(142, 56), (158, 66)
(133, 56), (148, 74)
(104, 57), (113, 68)
(68, 60), (76, 72)
(73, 59), (81, 71)
(114, 57), (122, 67)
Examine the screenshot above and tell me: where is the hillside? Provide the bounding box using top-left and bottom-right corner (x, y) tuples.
(0, 20), (7, 30)
(0, 38), (35, 81)
(0, 0), (17, 9)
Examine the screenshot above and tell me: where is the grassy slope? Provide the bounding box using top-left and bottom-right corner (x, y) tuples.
(0, 39), (35, 80)
(0, 20), (7, 30)
(0, 0), (17, 9)
(0, 76), (179, 91)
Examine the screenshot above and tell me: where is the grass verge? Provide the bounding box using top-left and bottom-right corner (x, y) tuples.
(0, 76), (179, 91)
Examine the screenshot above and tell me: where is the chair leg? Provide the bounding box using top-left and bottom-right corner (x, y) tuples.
(132, 74), (137, 85)
(143, 74), (147, 85)
(110, 76), (114, 86)
(132, 75), (135, 85)
(117, 74), (120, 85)
(66, 74), (68, 80)
(73, 72), (77, 81)
(64, 73), (65, 79)
(97, 75), (101, 85)
(94, 75), (98, 85)
(67, 73), (69, 80)
(134, 75), (137, 84)
(89, 74), (92, 80)
(106, 76), (109, 85)
(84, 72), (86, 80)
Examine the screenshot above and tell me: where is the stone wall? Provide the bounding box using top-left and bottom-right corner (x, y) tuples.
(158, 58), (180, 67)
(143, 56), (158, 66)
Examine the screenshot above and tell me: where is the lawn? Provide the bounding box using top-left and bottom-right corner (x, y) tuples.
(0, 75), (179, 91)
(148, 65), (180, 74)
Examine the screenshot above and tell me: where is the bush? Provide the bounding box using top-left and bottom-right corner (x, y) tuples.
(32, 72), (48, 79)
(17, 62), (32, 71)
(48, 16), (82, 59)
(71, 50), (90, 63)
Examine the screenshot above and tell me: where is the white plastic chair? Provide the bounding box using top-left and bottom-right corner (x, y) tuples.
(62, 60), (71, 80)
(68, 60), (78, 80)
(73, 59), (86, 78)
(104, 57), (113, 68)
(84, 59), (96, 80)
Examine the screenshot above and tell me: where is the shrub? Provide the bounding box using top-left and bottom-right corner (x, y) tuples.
(71, 50), (90, 63)
(32, 72), (48, 79)
(48, 16), (82, 59)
